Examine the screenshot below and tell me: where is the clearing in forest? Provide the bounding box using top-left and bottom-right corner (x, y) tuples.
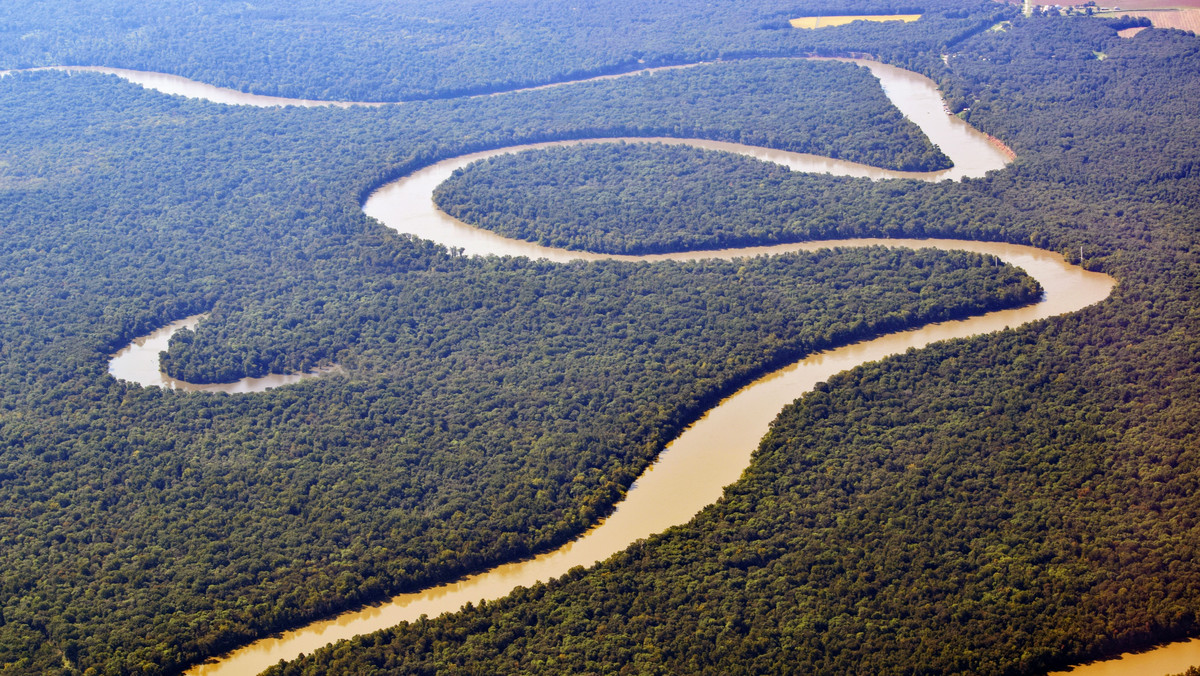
(789, 14), (922, 29)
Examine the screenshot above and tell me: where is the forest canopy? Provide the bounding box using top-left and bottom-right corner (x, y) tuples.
(2, 2), (1200, 676)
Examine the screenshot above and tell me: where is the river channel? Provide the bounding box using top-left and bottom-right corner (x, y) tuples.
(80, 58), (1186, 676)
(107, 314), (335, 392)
(176, 236), (1111, 676)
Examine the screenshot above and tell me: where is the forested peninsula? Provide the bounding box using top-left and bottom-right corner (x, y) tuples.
(433, 142), (972, 254)
(1, 2), (1199, 676)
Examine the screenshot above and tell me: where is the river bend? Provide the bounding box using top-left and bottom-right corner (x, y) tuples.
(183, 235), (1111, 676)
(75, 59), (1155, 676)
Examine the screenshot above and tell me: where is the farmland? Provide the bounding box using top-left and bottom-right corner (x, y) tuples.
(1098, 8), (1200, 33)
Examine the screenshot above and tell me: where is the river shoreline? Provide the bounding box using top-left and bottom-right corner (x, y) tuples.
(107, 314), (337, 393)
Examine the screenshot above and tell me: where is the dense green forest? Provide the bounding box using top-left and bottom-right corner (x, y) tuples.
(3, 1), (1200, 675)
(0, 0), (1009, 101)
(0, 28), (1047, 676)
(268, 16), (1200, 676)
(433, 141), (965, 254)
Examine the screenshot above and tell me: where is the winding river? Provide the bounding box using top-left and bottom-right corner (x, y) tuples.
(107, 315), (335, 392)
(80, 58), (1187, 676)
(4, 62), (709, 108)
(177, 238), (1111, 676)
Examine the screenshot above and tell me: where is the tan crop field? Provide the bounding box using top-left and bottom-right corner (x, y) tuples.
(1034, 0), (1200, 8)
(789, 14), (922, 29)
(1097, 8), (1200, 34)
(1096, 0), (1200, 8)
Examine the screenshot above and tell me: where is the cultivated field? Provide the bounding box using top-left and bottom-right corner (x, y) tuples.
(1098, 0), (1200, 8)
(1098, 8), (1200, 33)
(1033, 0), (1200, 7)
(789, 14), (921, 29)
